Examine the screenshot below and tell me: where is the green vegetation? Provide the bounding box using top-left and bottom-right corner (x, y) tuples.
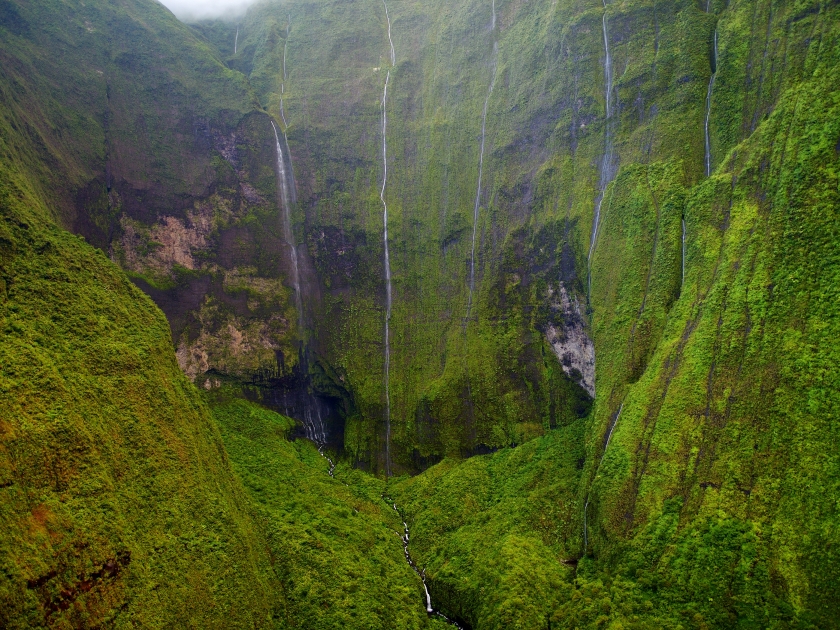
(211, 396), (450, 629)
(2, 0), (839, 626)
(0, 134), (280, 626)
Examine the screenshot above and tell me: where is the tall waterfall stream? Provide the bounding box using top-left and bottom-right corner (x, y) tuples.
(381, 0), (395, 477)
(587, 0), (617, 300)
(705, 29), (718, 177)
(466, 2), (499, 324)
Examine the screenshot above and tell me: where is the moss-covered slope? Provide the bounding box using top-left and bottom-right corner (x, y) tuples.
(0, 129), (282, 626)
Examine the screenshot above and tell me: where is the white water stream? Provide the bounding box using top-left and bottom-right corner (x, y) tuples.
(386, 499), (464, 628)
(284, 16), (290, 81)
(602, 403), (623, 453)
(234, 25), (239, 54)
(681, 217), (686, 287)
(584, 401), (625, 553)
(383, 0), (395, 66)
(466, 3), (499, 323)
(381, 1), (395, 477)
(583, 497), (590, 551)
(704, 30), (718, 177)
(270, 122), (302, 323)
(587, 0), (617, 299)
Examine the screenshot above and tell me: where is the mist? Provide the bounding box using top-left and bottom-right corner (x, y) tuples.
(157, 0), (259, 21)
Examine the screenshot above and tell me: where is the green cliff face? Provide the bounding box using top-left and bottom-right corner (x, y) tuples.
(2, 0), (839, 626)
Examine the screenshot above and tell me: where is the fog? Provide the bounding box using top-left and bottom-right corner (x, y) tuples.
(157, 0), (260, 21)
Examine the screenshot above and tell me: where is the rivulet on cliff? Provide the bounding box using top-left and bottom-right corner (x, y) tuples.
(1, 0), (838, 627)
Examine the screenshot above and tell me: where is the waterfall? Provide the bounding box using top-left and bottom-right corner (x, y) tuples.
(704, 29), (718, 177)
(583, 498), (590, 552)
(381, 1), (395, 477)
(270, 122), (302, 326)
(234, 25), (239, 54)
(587, 0), (617, 299)
(383, 0), (395, 66)
(280, 17), (291, 126)
(386, 499), (464, 628)
(681, 217), (686, 287)
(284, 16), (290, 82)
(583, 401), (626, 554)
(602, 403), (623, 454)
(465, 3), (499, 323)
(273, 23), (332, 452)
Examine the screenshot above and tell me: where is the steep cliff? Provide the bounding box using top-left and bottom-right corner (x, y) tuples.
(2, 0), (839, 627)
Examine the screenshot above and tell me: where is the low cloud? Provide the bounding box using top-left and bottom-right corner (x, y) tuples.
(157, 0), (259, 21)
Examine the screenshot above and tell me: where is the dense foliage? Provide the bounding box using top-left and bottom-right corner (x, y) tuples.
(1, 0), (838, 627)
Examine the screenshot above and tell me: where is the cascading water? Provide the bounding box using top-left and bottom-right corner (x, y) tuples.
(385, 498), (464, 628)
(583, 498), (590, 552)
(234, 25), (239, 54)
(704, 29), (718, 177)
(584, 401), (626, 554)
(681, 216), (687, 287)
(270, 121), (302, 322)
(272, 38), (331, 452)
(381, 1), (395, 477)
(383, 0), (395, 66)
(284, 16), (290, 82)
(587, 0), (618, 300)
(602, 403), (623, 453)
(465, 3), (499, 324)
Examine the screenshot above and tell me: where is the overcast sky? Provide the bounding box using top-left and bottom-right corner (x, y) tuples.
(157, 0), (258, 21)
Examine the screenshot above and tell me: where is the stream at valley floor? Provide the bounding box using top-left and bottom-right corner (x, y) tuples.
(384, 497), (466, 629)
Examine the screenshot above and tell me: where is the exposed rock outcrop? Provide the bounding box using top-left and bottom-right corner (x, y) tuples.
(546, 283), (595, 397)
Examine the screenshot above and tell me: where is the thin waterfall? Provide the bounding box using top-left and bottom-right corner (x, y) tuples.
(383, 0), (395, 66)
(704, 29), (718, 177)
(681, 217), (686, 287)
(270, 121), (302, 324)
(381, 1), (395, 477)
(234, 25), (239, 54)
(280, 17), (291, 125)
(274, 21), (329, 451)
(602, 403), (623, 454)
(585, 401), (626, 553)
(283, 16), (290, 82)
(587, 0), (617, 299)
(385, 499), (464, 628)
(583, 498), (590, 552)
(466, 3), (499, 323)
